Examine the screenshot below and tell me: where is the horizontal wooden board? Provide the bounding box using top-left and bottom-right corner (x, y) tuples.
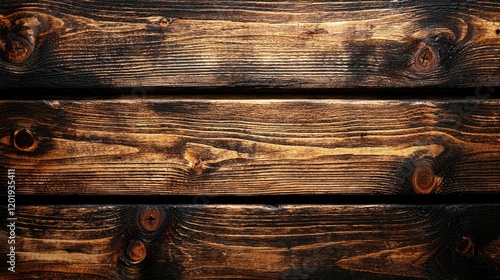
(0, 204), (498, 279)
(1, 98), (500, 196)
(0, 0), (499, 88)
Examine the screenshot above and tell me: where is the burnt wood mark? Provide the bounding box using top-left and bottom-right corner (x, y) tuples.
(0, 204), (498, 279)
(0, 0), (499, 88)
(1, 99), (499, 196)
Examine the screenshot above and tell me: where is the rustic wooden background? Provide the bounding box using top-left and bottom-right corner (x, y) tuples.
(1, 0), (500, 279)
(0, 0), (499, 88)
(1, 99), (500, 196)
(1, 98), (499, 279)
(1, 205), (499, 279)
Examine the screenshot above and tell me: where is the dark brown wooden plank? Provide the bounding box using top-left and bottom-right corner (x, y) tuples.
(0, 204), (498, 279)
(1, 0), (499, 88)
(1, 98), (500, 196)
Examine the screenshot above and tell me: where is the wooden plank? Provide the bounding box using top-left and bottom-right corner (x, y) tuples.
(0, 204), (498, 279)
(1, 99), (500, 196)
(0, 0), (499, 88)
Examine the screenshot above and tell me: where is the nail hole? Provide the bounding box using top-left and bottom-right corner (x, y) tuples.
(456, 236), (474, 256)
(496, 29), (500, 35)
(13, 129), (36, 151)
(125, 240), (147, 264)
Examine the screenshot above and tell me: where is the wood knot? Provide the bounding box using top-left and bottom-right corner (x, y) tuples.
(455, 236), (475, 257)
(0, 12), (64, 63)
(191, 158), (205, 175)
(412, 159), (437, 194)
(4, 35), (34, 64)
(413, 43), (438, 73)
(125, 240), (147, 265)
(160, 17), (173, 28)
(12, 128), (38, 151)
(137, 206), (165, 233)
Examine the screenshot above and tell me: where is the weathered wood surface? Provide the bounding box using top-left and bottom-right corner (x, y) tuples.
(0, 204), (498, 279)
(1, 98), (500, 196)
(1, 0), (499, 88)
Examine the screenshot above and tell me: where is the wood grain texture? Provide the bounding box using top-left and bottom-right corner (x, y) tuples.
(0, 0), (499, 88)
(0, 204), (498, 279)
(1, 98), (499, 196)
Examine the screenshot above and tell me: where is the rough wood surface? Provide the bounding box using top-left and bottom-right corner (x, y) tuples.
(0, 204), (498, 279)
(0, 0), (499, 88)
(1, 98), (500, 196)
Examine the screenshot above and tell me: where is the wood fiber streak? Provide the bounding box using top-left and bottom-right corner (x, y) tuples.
(0, 205), (498, 279)
(0, 99), (499, 196)
(0, 206), (125, 279)
(0, 0), (499, 87)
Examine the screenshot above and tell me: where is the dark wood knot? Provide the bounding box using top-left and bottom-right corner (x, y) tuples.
(413, 43), (438, 73)
(412, 159), (437, 194)
(160, 17), (174, 28)
(456, 236), (475, 257)
(0, 12), (63, 63)
(12, 128), (38, 151)
(125, 240), (147, 265)
(137, 206), (166, 233)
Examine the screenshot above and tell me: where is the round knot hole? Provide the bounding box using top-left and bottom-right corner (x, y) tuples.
(13, 129), (37, 151)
